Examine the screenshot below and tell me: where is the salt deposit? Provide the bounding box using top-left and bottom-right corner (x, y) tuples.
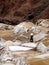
(16, 57), (29, 65)
(8, 46), (32, 51)
(37, 42), (47, 53)
(31, 26), (40, 33)
(13, 40), (22, 45)
(33, 32), (47, 42)
(21, 43), (37, 48)
(14, 22), (35, 34)
(4, 40), (14, 46)
(0, 20), (49, 65)
(14, 25), (26, 34)
(1, 62), (15, 65)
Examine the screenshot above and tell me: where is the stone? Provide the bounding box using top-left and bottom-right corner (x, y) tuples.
(4, 40), (13, 46)
(37, 43), (47, 53)
(14, 22), (34, 34)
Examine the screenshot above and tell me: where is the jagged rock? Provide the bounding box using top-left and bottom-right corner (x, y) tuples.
(37, 42), (47, 53)
(38, 19), (49, 27)
(14, 22), (34, 34)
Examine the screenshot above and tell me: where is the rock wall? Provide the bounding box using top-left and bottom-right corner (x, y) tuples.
(0, 0), (49, 24)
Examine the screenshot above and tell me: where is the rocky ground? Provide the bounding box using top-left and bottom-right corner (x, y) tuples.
(0, 19), (49, 65)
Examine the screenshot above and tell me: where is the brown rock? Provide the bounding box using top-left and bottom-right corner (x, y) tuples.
(0, 0), (49, 24)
